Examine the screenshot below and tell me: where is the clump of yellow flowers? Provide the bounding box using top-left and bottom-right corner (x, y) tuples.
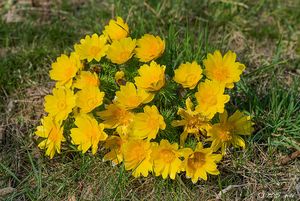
(35, 17), (254, 183)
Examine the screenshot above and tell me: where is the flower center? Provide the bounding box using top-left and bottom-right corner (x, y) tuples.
(132, 145), (146, 162)
(57, 100), (66, 110)
(187, 116), (198, 128)
(65, 66), (76, 78)
(149, 42), (159, 55)
(219, 129), (232, 141)
(111, 139), (122, 151)
(150, 74), (160, 83)
(186, 74), (197, 82)
(198, 89), (219, 107)
(89, 46), (101, 56)
(120, 51), (130, 60)
(160, 149), (175, 163)
(186, 115), (208, 132)
(205, 93), (217, 106)
(118, 110), (132, 125)
(188, 152), (206, 169)
(87, 98), (98, 108)
(85, 76), (98, 86)
(148, 117), (159, 129)
(213, 67), (230, 82)
(127, 96), (140, 107)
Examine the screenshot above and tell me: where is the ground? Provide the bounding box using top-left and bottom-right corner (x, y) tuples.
(0, 0), (300, 200)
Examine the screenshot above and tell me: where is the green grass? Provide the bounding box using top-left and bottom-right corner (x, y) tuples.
(1, 0), (300, 200)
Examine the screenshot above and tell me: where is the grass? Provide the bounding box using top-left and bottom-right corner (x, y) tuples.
(1, 0), (300, 200)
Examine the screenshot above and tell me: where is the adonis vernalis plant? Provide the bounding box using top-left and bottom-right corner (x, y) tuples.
(35, 16), (254, 183)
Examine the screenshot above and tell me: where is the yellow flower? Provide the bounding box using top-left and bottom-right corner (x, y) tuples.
(114, 70), (126, 85)
(70, 114), (108, 154)
(103, 16), (129, 41)
(115, 82), (154, 110)
(44, 87), (76, 122)
(151, 140), (182, 179)
(172, 98), (211, 146)
(173, 61), (203, 89)
(97, 103), (134, 134)
(204, 50), (245, 88)
(35, 116), (65, 159)
(115, 71), (125, 82)
(73, 71), (100, 89)
(207, 110), (254, 154)
(122, 139), (153, 177)
(129, 105), (166, 140)
(74, 34), (109, 62)
(183, 142), (222, 183)
(106, 37), (136, 64)
(76, 86), (105, 113)
(103, 135), (126, 165)
(135, 34), (165, 62)
(134, 61), (165, 91)
(195, 80), (230, 118)
(50, 53), (82, 88)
